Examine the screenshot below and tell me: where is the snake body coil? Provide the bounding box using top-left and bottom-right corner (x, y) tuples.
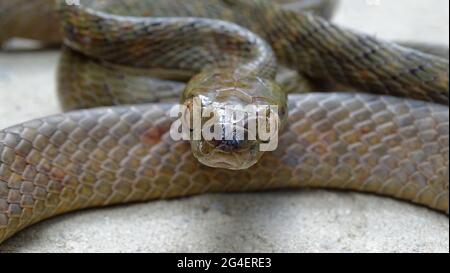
(0, 0), (448, 245)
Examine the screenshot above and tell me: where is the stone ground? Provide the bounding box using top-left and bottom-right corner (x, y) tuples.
(0, 0), (448, 253)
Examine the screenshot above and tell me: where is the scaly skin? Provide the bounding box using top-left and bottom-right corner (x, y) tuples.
(1, 94), (448, 243)
(0, 0), (448, 244)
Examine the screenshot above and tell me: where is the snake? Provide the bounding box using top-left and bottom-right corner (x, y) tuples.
(0, 0), (448, 245)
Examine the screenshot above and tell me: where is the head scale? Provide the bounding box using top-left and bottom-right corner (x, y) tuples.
(182, 69), (287, 170)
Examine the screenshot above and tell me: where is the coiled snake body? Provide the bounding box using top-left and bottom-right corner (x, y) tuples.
(0, 0), (448, 245)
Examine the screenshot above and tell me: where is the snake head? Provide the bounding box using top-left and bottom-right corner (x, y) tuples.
(181, 69), (287, 170)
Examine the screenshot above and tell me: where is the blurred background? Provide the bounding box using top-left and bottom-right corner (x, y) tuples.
(0, 0), (448, 252)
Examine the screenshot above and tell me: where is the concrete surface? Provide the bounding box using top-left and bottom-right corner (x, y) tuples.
(0, 0), (448, 253)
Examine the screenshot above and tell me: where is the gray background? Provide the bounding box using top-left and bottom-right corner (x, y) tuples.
(0, 0), (448, 252)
